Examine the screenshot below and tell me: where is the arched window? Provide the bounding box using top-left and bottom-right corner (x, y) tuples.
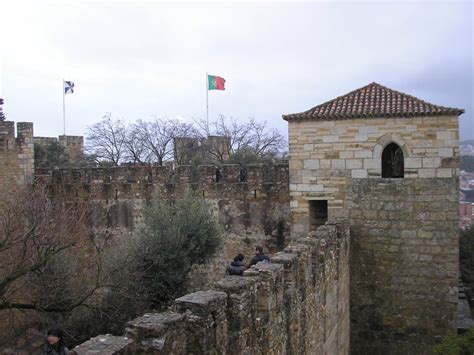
(382, 143), (404, 178)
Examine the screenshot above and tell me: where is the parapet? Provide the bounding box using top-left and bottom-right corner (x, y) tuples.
(0, 121), (15, 138)
(17, 122), (33, 142)
(34, 137), (58, 146)
(71, 223), (350, 355)
(58, 135), (84, 145)
(0, 121), (33, 148)
(40, 162), (290, 200)
(0, 121), (35, 188)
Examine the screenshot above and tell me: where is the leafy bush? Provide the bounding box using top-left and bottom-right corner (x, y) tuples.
(133, 190), (223, 306)
(59, 190), (223, 347)
(432, 327), (474, 354)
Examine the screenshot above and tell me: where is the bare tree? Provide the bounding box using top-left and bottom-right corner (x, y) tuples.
(0, 185), (104, 314)
(194, 115), (286, 163)
(135, 118), (196, 166)
(123, 123), (151, 164)
(247, 118), (286, 156)
(86, 113), (126, 165)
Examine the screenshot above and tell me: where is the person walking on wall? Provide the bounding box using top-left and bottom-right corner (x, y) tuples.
(249, 246), (270, 267)
(226, 253), (246, 276)
(43, 328), (69, 355)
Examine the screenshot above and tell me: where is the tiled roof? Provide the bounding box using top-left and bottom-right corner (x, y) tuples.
(282, 82), (464, 121)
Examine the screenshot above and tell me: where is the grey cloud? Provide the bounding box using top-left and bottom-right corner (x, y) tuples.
(2, 2), (472, 140)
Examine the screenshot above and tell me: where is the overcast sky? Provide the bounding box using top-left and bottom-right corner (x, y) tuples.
(1, 1), (472, 142)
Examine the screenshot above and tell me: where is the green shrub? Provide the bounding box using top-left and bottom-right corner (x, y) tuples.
(432, 327), (474, 354)
(132, 189), (223, 306)
(59, 190), (223, 346)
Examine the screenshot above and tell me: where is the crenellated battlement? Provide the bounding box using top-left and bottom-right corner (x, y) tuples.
(0, 121), (34, 188)
(0, 121), (33, 150)
(34, 134), (84, 165)
(37, 163), (289, 201)
(0, 121), (15, 138)
(71, 223), (350, 355)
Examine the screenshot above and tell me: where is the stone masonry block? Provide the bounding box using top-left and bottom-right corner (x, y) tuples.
(320, 159), (331, 169)
(323, 135), (339, 143)
(438, 148), (453, 157)
(71, 334), (135, 355)
(363, 159), (379, 170)
(405, 158), (422, 169)
(437, 169), (453, 178)
(174, 290), (227, 354)
(418, 168), (436, 178)
(346, 159), (363, 169)
(126, 312), (185, 340)
(436, 131), (452, 140)
(354, 150), (372, 159)
(359, 125), (378, 134)
(331, 159), (346, 169)
(351, 169), (368, 178)
(215, 275), (258, 294)
(354, 134), (368, 142)
(422, 157), (441, 168)
(304, 159), (320, 169)
(339, 151), (354, 159)
(174, 290), (227, 315)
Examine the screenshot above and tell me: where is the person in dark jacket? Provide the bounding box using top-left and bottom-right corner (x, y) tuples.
(43, 328), (69, 355)
(226, 254), (246, 276)
(249, 246), (270, 267)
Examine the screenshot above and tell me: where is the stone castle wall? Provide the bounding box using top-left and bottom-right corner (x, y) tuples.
(34, 134), (84, 165)
(71, 223), (350, 355)
(348, 178), (459, 354)
(37, 163), (289, 237)
(59, 135), (84, 164)
(288, 114), (460, 353)
(288, 115), (459, 235)
(0, 121), (34, 190)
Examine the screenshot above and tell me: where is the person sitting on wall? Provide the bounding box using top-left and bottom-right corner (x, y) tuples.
(43, 327), (69, 355)
(248, 246), (270, 267)
(226, 253), (246, 276)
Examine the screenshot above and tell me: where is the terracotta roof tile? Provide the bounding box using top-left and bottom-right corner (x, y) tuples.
(282, 82), (464, 121)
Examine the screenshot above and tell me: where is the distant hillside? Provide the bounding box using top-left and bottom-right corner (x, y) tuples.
(461, 156), (474, 172)
(461, 140), (474, 146)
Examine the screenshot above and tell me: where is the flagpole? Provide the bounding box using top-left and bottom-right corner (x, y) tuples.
(62, 79), (66, 135)
(206, 72), (209, 133)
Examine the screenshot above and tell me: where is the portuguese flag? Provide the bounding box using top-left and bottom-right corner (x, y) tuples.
(208, 75), (226, 90)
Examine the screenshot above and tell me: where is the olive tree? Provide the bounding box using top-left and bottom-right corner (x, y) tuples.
(131, 190), (223, 306)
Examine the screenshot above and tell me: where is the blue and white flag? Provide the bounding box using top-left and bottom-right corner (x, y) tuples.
(64, 81), (75, 94)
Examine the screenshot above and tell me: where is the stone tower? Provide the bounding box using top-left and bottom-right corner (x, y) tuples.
(58, 135), (84, 164)
(0, 121), (34, 189)
(283, 82), (464, 353)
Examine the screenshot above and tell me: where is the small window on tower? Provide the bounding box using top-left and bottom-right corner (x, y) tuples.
(309, 200), (328, 232)
(382, 143), (404, 178)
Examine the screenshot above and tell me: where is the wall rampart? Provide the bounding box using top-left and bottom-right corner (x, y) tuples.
(71, 223), (350, 355)
(0, 121), (34, 190)
(35, 163), (288, 230)
(38, 163), (288, 192)
(34, 134), (84, 165)
(288, 115), (460, 236)
(349, 177), (458, 354)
